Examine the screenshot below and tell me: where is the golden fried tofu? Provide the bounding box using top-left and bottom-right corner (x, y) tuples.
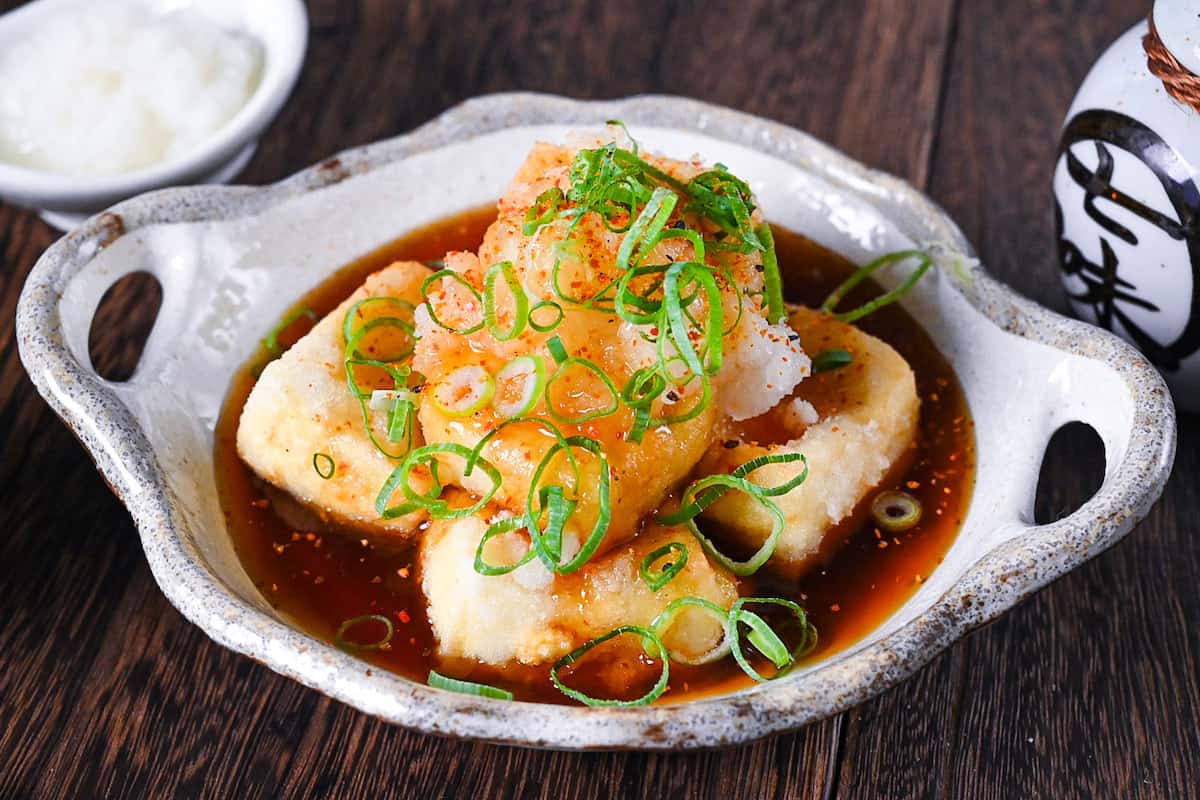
(696, 305), (919, 574)
(411, 140), (808, 559)
(420, 510), (738, 665)
(237, 260), (434, 535)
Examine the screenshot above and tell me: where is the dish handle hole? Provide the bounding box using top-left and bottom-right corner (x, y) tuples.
(88, 271), (163, 383)
(1034, 422), (1105, 525)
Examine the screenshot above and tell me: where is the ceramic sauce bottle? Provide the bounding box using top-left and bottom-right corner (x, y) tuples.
(1053, 0), (1200, 411)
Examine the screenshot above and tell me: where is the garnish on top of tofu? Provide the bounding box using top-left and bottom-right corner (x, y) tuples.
(235, 123), (933, 706)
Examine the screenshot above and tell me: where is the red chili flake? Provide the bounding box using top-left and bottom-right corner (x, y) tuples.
(398, 610), (411, 624)
(397, 567), (410, 578)
(251, 498), (270, 509)
(830, 603), (842, 612)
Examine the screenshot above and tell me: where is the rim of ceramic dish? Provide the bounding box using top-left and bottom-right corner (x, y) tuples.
(16, 93), (1177, 750)
(0, 0), (308, 208)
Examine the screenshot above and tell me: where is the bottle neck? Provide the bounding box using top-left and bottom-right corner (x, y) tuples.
(1153, 0), (1200, 76)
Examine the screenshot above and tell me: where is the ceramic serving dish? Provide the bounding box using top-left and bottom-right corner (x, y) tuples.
(16, 94), (1176, 750)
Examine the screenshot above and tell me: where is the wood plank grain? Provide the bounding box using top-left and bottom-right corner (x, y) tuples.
(835, 1), (1200, 798)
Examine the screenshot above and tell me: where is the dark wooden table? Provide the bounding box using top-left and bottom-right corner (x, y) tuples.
(2, 1), (1196, 797)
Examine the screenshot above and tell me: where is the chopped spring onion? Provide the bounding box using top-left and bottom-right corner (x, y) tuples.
(550, 625), (669, 707)
(728, 597), (817, 682)
(649, 596), (732, 666)
(681, 474), (785, 576)
(523, 186), (565, 236)
(428, 669), (514, 700)
(429, 364), (495, 417)
(621, 366), (666, 444)
(755, 222), (786, 324)
(812, 349), (853, 374)
(342, 297), (416, 358)
(545, 335), (568, 364)
(544, 356), (621, 425)
(369, 388), (415, 411)
(657, 452), (809, 525)
(870, 490), (923, 533)
(492, 356), (546, 418)
(386, 396), (416, 444)
(375, 443), (502, 521)
(525, 435), (610, 575)
(312, 452), (335, 480)
(473, 516), (538, 576)
(663, 261), (723, 379)
(528, 299), (565, 332)
(335, 614), (394, 652)
(421, 269), (485, 334)
(821, 250), (933, 323)
(639, 541), (689, 592)
(616, 187), (678, 271)
(482, 260), (530, 341)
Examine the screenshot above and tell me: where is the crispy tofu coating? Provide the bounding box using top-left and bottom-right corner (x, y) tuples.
(696, 305), (919, 574)
(412, 141), (807, 559)
(420, 508), (738, 665)
(237, 260), (434, 535)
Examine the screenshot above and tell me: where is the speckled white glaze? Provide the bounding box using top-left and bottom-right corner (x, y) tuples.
(16, 94), (1176, 750)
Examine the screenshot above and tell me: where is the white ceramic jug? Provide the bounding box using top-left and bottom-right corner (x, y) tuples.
(1054, 0), (1200, 412)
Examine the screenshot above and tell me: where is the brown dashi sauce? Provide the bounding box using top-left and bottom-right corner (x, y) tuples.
(213, 206), (975, 705)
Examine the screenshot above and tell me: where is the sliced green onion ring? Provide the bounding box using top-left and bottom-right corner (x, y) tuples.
(528, 299), (565, 332)
(429, 364), (495, 417)
(657, 453), (808, 525)
(870, 490), (923, 532)
(639, 542), (689, 591)
(649, 596), (733, 666)
(482, 260), (530, 341)
(474, 517), (538, 576)
(312, 452), (336, 480)
(545, 356), (621, 425)
(428, 669), (514, 701)
(755, 222), (786, 324)
(677, 475), (785, 575)
(421, 270), (485, 334)
(732, 452), (811, 497)
(616, 187), (677, 270)
(821, 250), (933, 323)
(342, 296), (415, 347)
(550, 625), (669, 707)
(526, 435), (610, 575)
(335, 614), (394, 652)
(546, 335), (568, 364)
(375, 443), (502, 520)
(345, 316), (416, 362)
(728, 597), (817, 682)
(523, 186), (564, 236)
(492, 355), (546, 418)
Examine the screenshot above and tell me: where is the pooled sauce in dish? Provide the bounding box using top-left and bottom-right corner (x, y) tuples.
(214, 207), (975, 705)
